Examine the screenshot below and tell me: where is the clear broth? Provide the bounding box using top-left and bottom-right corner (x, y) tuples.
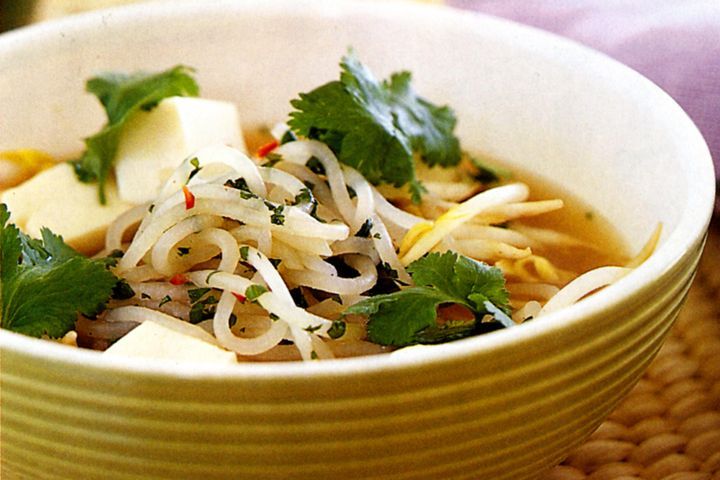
(246, 128), (629, 277)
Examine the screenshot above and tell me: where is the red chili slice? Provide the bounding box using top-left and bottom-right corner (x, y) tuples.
(232, 292), (246, 303)
(182, 185), (195, 209)
(257, 140), (279, 158)
(169, 273), (188, 285)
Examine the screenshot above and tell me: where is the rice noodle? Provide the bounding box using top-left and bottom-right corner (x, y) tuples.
(539, 266), (630, 315)
(283, 255), (378, 295)
(275, 140), (357, 228)
(91, 137), (640, 362)
(105, 203), (149, 252)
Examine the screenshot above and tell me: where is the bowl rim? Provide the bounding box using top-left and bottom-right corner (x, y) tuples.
(0, 0), (715, 380)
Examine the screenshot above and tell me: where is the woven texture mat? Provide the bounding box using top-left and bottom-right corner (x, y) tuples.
(548, 221), (720, 480)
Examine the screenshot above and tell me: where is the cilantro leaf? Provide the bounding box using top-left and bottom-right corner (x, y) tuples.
(410, 252), (509, 315)
(72, 65), (199, 203)
(288, 51), (460, 201)
(384, 71), (460, 168)
(345, 251), (511, 346)
(1, 204), (118, 338)
(349, 286), (449, 346)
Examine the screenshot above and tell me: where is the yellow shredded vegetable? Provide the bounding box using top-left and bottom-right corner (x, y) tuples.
(0, 149), (55, 189)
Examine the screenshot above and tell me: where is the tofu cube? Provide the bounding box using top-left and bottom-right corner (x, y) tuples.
(114, 96), (245, 204)
(0, 162), (132, 254)
(104, 319), (237, 365)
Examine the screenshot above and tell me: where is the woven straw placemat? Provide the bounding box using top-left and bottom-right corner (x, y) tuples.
(548, 220), (720, 480)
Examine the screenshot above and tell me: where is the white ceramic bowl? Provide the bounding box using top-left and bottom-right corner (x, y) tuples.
(0, 1), (714, 479)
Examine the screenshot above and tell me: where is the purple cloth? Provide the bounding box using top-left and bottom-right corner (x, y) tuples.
(449, 0), (720, 204)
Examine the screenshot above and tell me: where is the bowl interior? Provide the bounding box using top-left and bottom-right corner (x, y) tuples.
(0, 0), (714, 373)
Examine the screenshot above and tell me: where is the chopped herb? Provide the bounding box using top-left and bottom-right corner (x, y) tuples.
(355, 218), (373, 238)
(72, 65), (199, 203)
(373, 232), (381, 239)
(293, 187), (319, 218)
(469, 156), (510, 184)
(141, 292), (152, 300)
(148, 204), (155, 212)
(304, 324), (322, 333)
(293, 187), (314, 205)
(269, 258), (281, 268)
(0, 204), (118, 338)
(224, 177), (257, 200)
(106, 249), (125, 259)
(239, 246), (249, 261)
(303, 180), (315, 190)
(345, 251), (511, 346)
(288, 51), (460, 203)
(363, 262), (403, 296)
(305, 157), (326, 176)
(269, 313), (280, 321)
(100, 250), (124, 269)
(346, 185), (357, 199)
(263, 152), (283, 167)
(269, 204), (285, 226)
(585, 211), (595, 220)
(188, 290), (218, 324)
(245, 284), (268, 302)
(188, 287), (211, 303)
(177, 246), (191, 257)
(311, 350), (319, 360)
(327, 320), (346, 339)
(158, 295), (172, 307)
(280, 129), (297, 145)
(187, 157), (202, 182)
(111, 279), (135, 300)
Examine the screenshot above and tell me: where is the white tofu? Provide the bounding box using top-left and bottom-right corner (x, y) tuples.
(104, 320), (237, 365)
(0, 162), (133, 254)
(114, 96), (245, 204)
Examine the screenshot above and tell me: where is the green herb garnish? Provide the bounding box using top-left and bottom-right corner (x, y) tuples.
(268, 204), (285, 226)
(72, 65), (199, 203)
(280, 129), (297, 145)
(288, 51), (460, 203)
(188, 289), (218, 324)
(111, 279), (135, 300)
(187, 157), (202, 182)
(355, 218), (373, 238)
(327, 320), (346, 339)
(0, 204), (117, 338)
(224, 177), (258, 200)
(245, 284), (268, 302)
(345, 251), (511, 346)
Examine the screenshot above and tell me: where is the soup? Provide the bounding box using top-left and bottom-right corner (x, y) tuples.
(0, 54), (650, 363)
